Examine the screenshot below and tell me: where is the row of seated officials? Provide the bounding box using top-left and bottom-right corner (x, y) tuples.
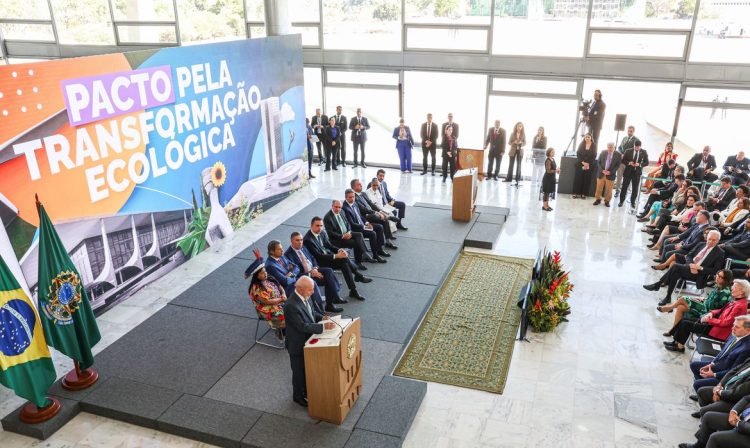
(634, 155), (750, 446)
(244, 171), (408, 339)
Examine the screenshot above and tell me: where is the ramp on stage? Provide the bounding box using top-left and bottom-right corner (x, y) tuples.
(3, 199), (509, 447)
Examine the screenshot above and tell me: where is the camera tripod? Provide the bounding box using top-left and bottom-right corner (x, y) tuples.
(565, 116), (588, 156)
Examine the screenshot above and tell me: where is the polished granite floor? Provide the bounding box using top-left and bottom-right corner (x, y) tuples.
(1, 162), (697, 448)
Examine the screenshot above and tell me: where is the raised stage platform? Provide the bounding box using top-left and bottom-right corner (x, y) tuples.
(3, 199), (509, 447)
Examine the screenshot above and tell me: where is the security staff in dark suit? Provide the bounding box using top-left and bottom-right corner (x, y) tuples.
(323, 200), (383, 266)
(688, 146), (719, 183)
(322, 117), (341, 172)
(332, 105), (348, 167)
(618, 140), (649, 208)
(348, 108), (369, 167)
(614, 125), (637, 197)
(285, 232), (347, 308)
(723, 152), (750, 186)
(303, 217), (370, 300)
(420, 114), (439, 176)
(585, 89), (606, 146)
(441, 126), (458, 183)
(441, 113), (459, 141)
(310, 108), (328, 165)
(350, 178), (396, 241)
(285, 276), (336, 407)
(484, 120), (506, 181)
(343, 189), (393, 258)
(645, 230), (726, 306)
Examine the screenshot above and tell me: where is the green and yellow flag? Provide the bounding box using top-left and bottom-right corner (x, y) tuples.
(0, 254), (56, 408)
(37, 202), (101, 369)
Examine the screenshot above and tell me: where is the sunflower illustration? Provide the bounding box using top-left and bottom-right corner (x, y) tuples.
(210, 162), (227, 188)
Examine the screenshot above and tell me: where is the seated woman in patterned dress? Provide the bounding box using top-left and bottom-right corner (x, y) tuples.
(657, 269), (733, 337)
(248, 265), (287, 340)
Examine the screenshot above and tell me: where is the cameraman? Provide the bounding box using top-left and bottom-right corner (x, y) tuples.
(585, 90), (606, 146)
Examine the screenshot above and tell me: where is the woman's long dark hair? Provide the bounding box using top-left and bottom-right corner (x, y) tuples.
(248, 267), (283, 294)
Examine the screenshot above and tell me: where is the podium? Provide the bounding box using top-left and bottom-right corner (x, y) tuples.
(452, 168), (478, 222)
(304, 317), (362, 424)
(457, 148), (485, 178)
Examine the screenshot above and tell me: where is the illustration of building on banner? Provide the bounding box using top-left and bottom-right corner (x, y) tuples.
(260, 97), (284, 187)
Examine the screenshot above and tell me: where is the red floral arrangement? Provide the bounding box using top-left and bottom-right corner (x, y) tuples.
(528, 250), (573, 332)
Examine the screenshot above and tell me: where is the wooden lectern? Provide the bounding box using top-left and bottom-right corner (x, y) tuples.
(457, 148), (485, 178)
(452, 168), (478, 222)
(304, 317), (362, 425)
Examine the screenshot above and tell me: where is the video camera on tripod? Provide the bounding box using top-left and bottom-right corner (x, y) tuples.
(578, 98), (593, 118)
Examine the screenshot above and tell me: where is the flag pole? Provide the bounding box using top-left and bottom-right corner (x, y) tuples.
(61, 360), (98, 391)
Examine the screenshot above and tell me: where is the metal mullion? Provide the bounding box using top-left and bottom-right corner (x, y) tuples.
(291, 21), (319, 27)
(114, 21), (177, 27)
(587, 53), (686, 62)
(405, 23), (490, 30)
(45, 0), (60, 57)
(106, 0), (119, 46)
(0, 19), (53, 25)
(325, 82), (399, 91)
(2, 39), (57, 44)
(318, 0), (323, 49)
(488, 0), (495, 55)
(489, 91), (579, 101)
(588, 27), (690, 35)
(401, 0), (406, 52)
(242, 0), (250, 38)
(582, 0), (593, 59)
(172, 0), (181, 45)
(0, 27), (6, 64)
(684, 0), (702, 64)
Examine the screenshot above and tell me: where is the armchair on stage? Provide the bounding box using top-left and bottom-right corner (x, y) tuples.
(304, 316), (362, 424)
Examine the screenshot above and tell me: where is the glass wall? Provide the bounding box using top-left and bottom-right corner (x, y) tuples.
(675, 107), (750, 164)
(690, 3), (750, 63)
(176, 0), (245, 44)
(492, 0), (589, 57)
(304, 67), (323, 119)
(322, 0), (401, 50)
(49, 0), (115, 45)
(590, 0), (695, 29)
(581, 79), (680, 157)
(405, 0), (492, 24)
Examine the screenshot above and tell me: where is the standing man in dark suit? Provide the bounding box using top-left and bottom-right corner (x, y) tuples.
(420, 113), (439, 176)
(484, 120), (506, 181)
(593, 142), (622, 207)
(322, 117), (341, 172)
(332, 105), (348, 167)
(618, 140), (649, 208)
(324, 200), (383, 266)
(350, 179), (397, 242)
(687, 145), (718, 183)
(376, 169), (408, 228)
(722, 151), (750, 186)
(349, 108), (369, 168)
(342, 189), (392, 258)
(644, 230), (726, 306)
(310, 108), (328, 165)
(285, 276), (336, 407)
(442, 112), (459, 141)
(614, 125), (637, 197)
(585, 89), (606, 146)
(285, 232), (348, 308)
(304, 217), (370, 300)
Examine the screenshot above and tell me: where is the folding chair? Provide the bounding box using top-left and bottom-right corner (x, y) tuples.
(253, 308), (285, 349)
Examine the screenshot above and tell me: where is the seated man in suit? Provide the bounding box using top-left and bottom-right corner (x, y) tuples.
(656, 210), (709, 264)
(304, 217), (370, 301)
(351, 178), (397, 241)
(722, 151), (750, 186)
(342, 189), (393, 258)
(376, 169), (408, 230)
(324, 200), (383, 267)
(707, 177), (737, 212)
(285, 276), (336, 408)
(365, 178), (404, 228)
(285, 232), (351, 307)
(637, 173), (684, 218)
(264, 240), (341, 313)
(663, 278), (748, 353)
(687, 145), (719, 183)
(644, 229), (725, 306)
(720, 219), (750, 260)
(691, 315), (750, 394)
(686, 365), (750, 447)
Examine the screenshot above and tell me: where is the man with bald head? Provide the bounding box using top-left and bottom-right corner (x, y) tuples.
(324, 199), (383, 267)
(722, 151), (750, 185)
(285, 276), (336, 407)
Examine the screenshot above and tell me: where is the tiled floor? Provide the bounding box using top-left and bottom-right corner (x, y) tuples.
(0, 162), (697, 447)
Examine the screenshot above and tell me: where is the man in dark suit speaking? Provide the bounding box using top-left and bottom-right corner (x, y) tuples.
(285, 276), (336, 407)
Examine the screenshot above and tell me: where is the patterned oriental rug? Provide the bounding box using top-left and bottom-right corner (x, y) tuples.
(394, 252), (534, 394)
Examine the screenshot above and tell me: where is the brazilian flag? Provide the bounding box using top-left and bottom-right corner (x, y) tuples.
(0, 254), (56, 407)
(37, 203), (101, 369)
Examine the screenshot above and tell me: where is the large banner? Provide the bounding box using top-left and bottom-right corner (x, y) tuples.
(0, 35), (306, 312)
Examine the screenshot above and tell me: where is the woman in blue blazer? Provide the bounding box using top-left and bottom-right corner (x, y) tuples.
(393, 118), (414, 173)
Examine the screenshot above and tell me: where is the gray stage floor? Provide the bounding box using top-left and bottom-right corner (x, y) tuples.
(3, 198), (506, 447)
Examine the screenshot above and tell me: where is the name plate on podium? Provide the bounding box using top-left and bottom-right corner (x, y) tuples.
(304, 317), (362, 424)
